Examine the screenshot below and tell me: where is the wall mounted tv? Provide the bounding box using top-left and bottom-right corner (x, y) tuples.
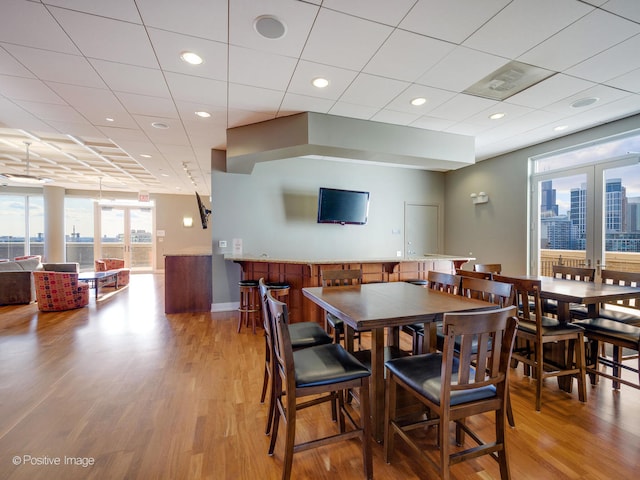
(317, 187), (370, 225)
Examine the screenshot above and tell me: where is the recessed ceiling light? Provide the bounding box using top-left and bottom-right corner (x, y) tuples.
(151, 122), (169, 129)
(140, 154), (152, 158)
(105, 117), (115, 122)
(312, 77), (329, 88)
(195, 111), (211, 118)
(180, 51), (203, 65)
(410, 97), (427, 106)
(554, 125), (569, 132)
(489, 112), (506, 120)
(254, 15), (286, 39)
(571, 97), (599, 108)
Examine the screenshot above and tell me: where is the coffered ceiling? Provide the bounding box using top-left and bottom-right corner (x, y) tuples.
(1, 0), (640, 195)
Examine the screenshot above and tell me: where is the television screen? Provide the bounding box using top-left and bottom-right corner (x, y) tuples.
(195, 191), (211, 229)
(317, 187), (369, 225)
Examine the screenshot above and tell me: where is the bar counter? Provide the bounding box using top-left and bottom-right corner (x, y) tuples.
(225, 254), (472, 322)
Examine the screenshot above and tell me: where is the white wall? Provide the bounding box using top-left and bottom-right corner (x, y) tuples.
(444, 114), (640, 276)
(211, 157), (445, 305)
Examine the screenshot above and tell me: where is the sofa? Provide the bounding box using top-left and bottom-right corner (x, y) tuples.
(95, 258), (130, 286)
(0, 256), (42, 305)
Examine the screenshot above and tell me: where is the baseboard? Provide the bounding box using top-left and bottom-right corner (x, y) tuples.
(211, 302), (239, 312)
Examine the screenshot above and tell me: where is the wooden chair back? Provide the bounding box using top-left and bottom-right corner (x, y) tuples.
(600, 269), (640, 311)
(441, 306), (518, 402)
(267, 290), (295, 395)
(460, 276), (515, 307)
(552, 265), (595, 282)
(493, 275), (543, 325)
(473, 263), (502, 274)
(455, 268), (492, 280)
(321, 269), (362, 287)
(426, 270), (461, 295)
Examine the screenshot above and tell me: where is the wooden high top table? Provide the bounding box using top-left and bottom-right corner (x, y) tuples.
(302, 281), (497, 442)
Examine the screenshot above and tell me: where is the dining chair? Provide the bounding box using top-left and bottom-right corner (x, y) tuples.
(320, 269), (363, 347)
(455, 268), (492, 280)
(258, 278), (332, 436)
(384, 306), (518, 480)
(545, 264), (596, 316)
(267, 291), (373, 480)
(403, 271), (462, 354)
(460, 276), (515, 307)
(474, 263), (502, 274)
(493, 274), (587, 411)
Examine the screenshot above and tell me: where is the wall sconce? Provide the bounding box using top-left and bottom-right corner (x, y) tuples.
(183, 216), (193, 228)
(470, 192), (489, 205)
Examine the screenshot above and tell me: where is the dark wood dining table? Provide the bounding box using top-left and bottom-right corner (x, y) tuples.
(513, 275), (640, 391)
(302, 281), (498, 442)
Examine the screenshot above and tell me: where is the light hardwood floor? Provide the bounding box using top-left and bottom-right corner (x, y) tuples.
(0, 274), (638, 479)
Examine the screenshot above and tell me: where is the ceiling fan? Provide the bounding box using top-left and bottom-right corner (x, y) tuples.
(0, 141), (52, 184)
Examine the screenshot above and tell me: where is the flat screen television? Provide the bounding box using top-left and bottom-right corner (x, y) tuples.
(317, 187), (369, 225)
(195, 191), (211, 229)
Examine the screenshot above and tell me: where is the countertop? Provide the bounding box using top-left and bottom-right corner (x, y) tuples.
(224, 254), (473, 264)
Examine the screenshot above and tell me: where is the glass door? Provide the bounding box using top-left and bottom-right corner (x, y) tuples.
(96, 202), (154, 272)
(531, 155), (640, 276)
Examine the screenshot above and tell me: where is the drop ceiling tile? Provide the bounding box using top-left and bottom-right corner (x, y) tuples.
(322, 0), (415, 25)
(363, 30), (455, 83)
(0, 46), (35, 77)
(0, 0), (80, 54)
(428, 94), (498, 122)
(544, 84), (631, 115)
(566, 34), (640, 83)
(137, 0), (228, 42)
(50, 7), (158, 68)
(12, 100), (87, 123)
(384, 84), (456, 115)
(229, 0), (318, 57)
(45, 121), (104, 138)
(301, 8), (392, 71)
(417, 47), (510, 93)
(400, 0), (511, 44)
(339, 74), (409, 109)
(601, 0), (640, 23)
(229, 46), (297, 91)
(90, 60), (170, 98)
(464, 0), (593, 59)
(279, 93), (335, 115)
(0, 75), (65, 104)
(328, 102), (379, 120)
(287, 61), (357, 101)
(147, 28), (228, 81)
(463, 102), (533, 128)
(606, 67), (640, 93)
(409, 116), (456, 131)
(228, 84), (285, 112)
(226, 109), (274, 129)
(3, 44), (106, 88)
(164, 72), (227, 106)
(116, 92), (179, 118)
(518, 9), (640, 72)
(133, 115), (190, 145)
(445, 122), (492, 136)
(506, 74), (594, 109)
(43, 0), (142, 22)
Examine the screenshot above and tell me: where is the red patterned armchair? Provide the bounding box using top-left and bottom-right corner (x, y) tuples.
(33, 271), (89, 311)
(95, 258), (130, 286)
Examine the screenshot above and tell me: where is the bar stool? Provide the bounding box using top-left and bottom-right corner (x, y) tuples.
(265, 281), (290, 309)
(237, 280), (260, 334)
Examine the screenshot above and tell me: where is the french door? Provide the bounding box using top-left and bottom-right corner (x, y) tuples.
(95, 203), (154, 271)
(531, 154), (640, 276)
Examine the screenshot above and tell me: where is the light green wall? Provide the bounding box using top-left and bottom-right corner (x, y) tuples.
(211, 157), (445, 306)
(444, 114), (640, 276)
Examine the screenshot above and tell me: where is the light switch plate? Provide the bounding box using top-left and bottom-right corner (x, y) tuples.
(219, 240), (227, 248)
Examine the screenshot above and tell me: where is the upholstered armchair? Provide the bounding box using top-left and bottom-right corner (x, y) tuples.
(95, 258), (130, 286)
(33, 271), (89, 311)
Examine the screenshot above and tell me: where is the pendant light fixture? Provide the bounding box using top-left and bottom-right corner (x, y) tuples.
(0, 141), (52, 184)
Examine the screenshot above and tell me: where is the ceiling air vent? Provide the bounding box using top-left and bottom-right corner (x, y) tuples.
(463, 60), (555, 101)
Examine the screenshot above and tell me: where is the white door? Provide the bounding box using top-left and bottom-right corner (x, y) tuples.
(405, 203), (439, 258)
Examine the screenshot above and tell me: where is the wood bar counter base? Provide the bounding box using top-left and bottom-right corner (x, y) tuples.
(226, 254), (473, 323)
(165, 254), (212, 314)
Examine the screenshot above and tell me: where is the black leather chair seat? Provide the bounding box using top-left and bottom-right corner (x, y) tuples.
(290, 322), (332, 349)
(293, 344), (370, 387)
(385, 354), (497, 406)
(266, 281), (290, 290)
(517, 316), (585, 336)
(570, 305), (640, 325)
(352, 345), (409, 372)
(573, 318), (640, 344)
(239, 279), (259, 287)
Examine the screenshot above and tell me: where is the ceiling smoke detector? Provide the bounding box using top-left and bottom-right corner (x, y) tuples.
(254, 15), (286, 39)
(463, 61), (556, 101)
